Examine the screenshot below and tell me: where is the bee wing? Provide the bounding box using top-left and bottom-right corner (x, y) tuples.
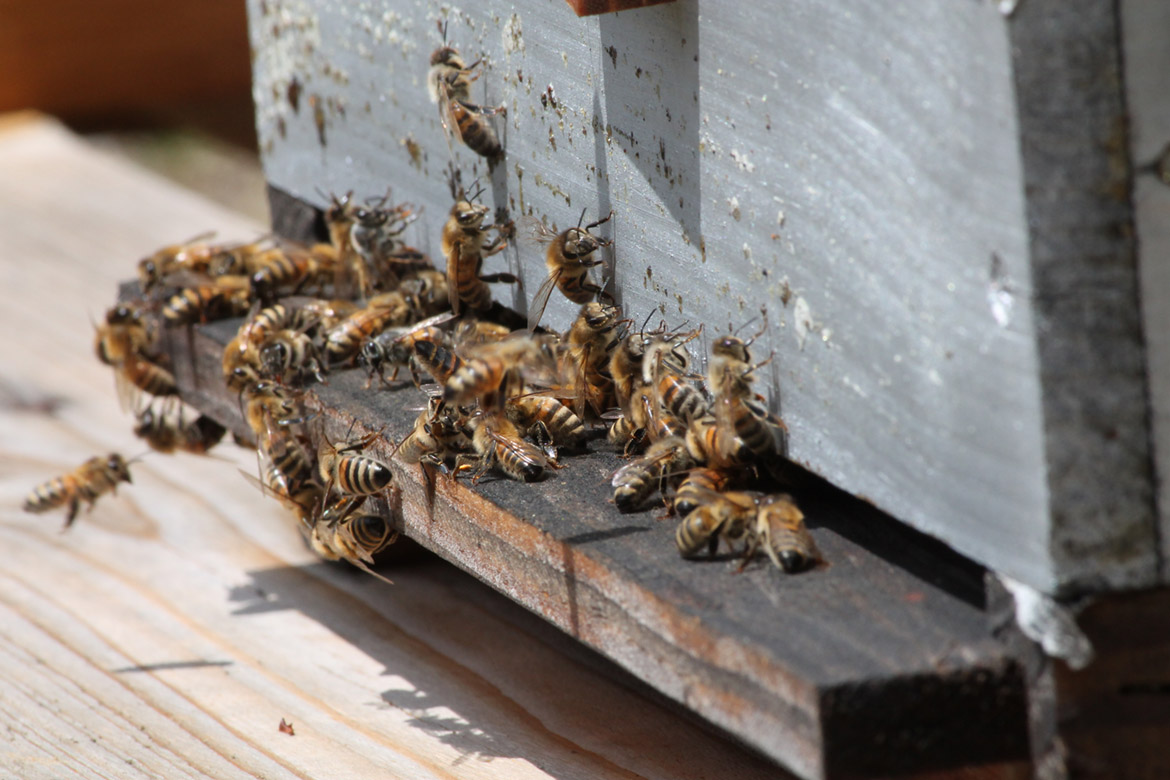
(113, 361), (145, 414)
(446, 242), (464, 317)
(487, 428), (549, 470)
(436, 86), (462, 156)
(526, 268), (562, 331)
(521, 215), (559, 245)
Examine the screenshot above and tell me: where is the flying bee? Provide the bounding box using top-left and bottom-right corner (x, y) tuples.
(440, 193), (517, 316)
(453, 318), (511, 346)
(675, 488), (758, 560)
(360, 312), (457, 388)
(429, 26), (506, 159)
(454, 412), (553, 483)
(526, 210), (615, 330)
(93, 303), (154, 367)
(672, 467), (738, 518)
(260, 330), (327, 385)
(443, 334), (559, 411)
(611, 435), (694, 512)
(116, 354), (179, 412)
(505, 393), (587, 451)
(324, 292), (413, 365)
(133, 405), (225, 455)
(744, 494), (820, 573)
(23, 453), (135, 528)
(317, 427), (395, 498)
(161, 274), (253, 325)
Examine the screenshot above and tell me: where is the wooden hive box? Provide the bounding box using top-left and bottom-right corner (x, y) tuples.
(150, 0), (1168, 776)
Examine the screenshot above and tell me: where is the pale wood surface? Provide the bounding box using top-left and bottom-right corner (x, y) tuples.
(0, 115), (785, 780)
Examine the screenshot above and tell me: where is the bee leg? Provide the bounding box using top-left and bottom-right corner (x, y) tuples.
(527, 421), (559, 465)
(62, 498), (81, 530)
(706, 533), (720, 560)
(478, 272), (519, 284)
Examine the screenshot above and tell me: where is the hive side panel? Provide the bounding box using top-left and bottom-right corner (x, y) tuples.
(247, 0), (1065, 590)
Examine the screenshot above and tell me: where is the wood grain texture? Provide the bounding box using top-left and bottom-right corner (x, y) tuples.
(0, 115), (792, 780)
(244, 0), (1150, 596)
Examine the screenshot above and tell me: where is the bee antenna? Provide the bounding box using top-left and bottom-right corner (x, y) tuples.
(126, 449), (153, 465)
(577, 207), (588, 230)
(638, 308), (656, 336)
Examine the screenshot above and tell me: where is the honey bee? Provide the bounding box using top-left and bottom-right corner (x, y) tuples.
(611, 435), (693, 512)
(259, 330), (327, 385)
(672, 467), (735, 518)
(249, 243), (339, 303)
(324, 292), (413, 365)
(443, 334), (559, 411)
(505, 393), (586, 451)
(743, 494), (820, 573)
(643, 329), (708, 425)
(133, 405), (226, 455)
(441, 194), (516, 316)
(117, 354), (179, 412)
(360, 312), (457, 388)
(23, 453), (134, 528)
(412, 334), (464, 386)
(348, 197), (423, 294)
(526, 210), (615, 330)
(263, 431), (317, 494)
(241, 380), (309, 447)
(454, 412), (553, 483)
(708, 319), (786, 462)
(93, 303), (154, 367)
(453, 318), (511, 346)
(561, 301), (621, 419)
(317, 428), (395, 498)
(224, 303), (327, 391)
(135, 231), (217, 291)
(161, 274), (253, 325)
(429, 27), (506, 158)
(397, 269), (450, 317)
(674, 488), (758, 559)
(398, 398), (471, 464)
(684, 413), (752, 468)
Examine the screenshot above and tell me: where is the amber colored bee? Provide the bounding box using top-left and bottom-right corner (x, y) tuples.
(611, 435), (693, 512)
(429, 29), (506, 159)
(398, 398), (471, 465)
(672, 467), (735, 519)
(440, 196), (516, 316)
(241, 381), (308, 446)
(133, 406), (225, 455)
(348, 197), (423, 294)
(674, 488), (758, 559)
(454, 412), (553, 483)
(412, 335), (464, 387)
(526, 210), (615, 330)
(135, 232), (217, 291)
(249, 244), (339, 303)
(443, 334), (559, 411)
(161, 274), (253, 325)
(708, 321), (786, 462)
(324, 292), (413, 365)
(506, 393), (586, 451)
(684, 413), (752, 468)
(23, 453), (134, 528)
(397, 269), (450, 318)
(224, 303), (320, 391)
(561, 301), (622, 419)
(117, 354), (179, 412)
(93, 303), (154, 367)
(743, 494), (820, 573)
(317, 428), (395, 498)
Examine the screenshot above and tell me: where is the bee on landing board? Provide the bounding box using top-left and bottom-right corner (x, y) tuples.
(428, 22), (506, 159)
(440, 188), (517, 316)
(674, 488), (758, 560)
(23, 453), (135, 529)
(525, 209), (615, 331)
(743, 493), (820, 574)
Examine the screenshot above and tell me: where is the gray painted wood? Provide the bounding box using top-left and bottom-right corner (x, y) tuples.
(246, 0), (1160, 595)
(1123, 0), (1170, 579)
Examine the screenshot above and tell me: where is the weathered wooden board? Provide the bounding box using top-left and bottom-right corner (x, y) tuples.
(0, 115), (797, 780)
(1122, 0), (1170, 576)
(245, 0), (1161, 596)
(159, 282), (1031, 779)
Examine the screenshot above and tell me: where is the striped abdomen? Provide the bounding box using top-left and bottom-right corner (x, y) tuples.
(451, 101), (501, 158)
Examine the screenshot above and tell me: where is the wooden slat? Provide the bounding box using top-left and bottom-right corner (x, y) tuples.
(152, 188), (1031, 777)
(0, 115), (794, 780)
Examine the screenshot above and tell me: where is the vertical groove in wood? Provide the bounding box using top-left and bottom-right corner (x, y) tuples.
(1008, 0), (1159, 595)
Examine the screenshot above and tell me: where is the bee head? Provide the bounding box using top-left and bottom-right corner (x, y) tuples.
(108, 453), (133, 484)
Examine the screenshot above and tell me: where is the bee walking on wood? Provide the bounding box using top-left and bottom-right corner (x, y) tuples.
(743, 494), (820, 574)
(24, 453), (135, 529)
(317, 427), (395, 499)
(526, 209), (615, 330)
(674, 488), (758, 560)
(454, 412), (554, 483)
(428, 23), (506, 159)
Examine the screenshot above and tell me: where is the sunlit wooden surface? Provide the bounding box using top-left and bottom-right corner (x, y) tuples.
(0, 114), (785, 780)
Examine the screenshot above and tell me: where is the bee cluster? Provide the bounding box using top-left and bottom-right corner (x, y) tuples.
(28, 25), (822, 578)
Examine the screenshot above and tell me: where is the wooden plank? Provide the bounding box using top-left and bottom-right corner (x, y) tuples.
(0, 115), (795, 780)
(157, 227), (1030, 778)
(244, 0), (1153, 596)
(1122, 0), (1170, 573)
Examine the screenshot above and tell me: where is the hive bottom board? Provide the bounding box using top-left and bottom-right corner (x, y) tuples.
(142, 233), (1030, 779)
